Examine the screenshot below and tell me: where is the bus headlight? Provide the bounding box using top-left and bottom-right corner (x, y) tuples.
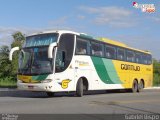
(18, 80), (23, 83)
(41, 79), (52, 83)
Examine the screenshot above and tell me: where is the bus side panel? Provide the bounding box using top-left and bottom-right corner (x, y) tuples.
(112, 60), (153, 89)
(90, 56), (124, 90)
(74, 56), (124, 91)
(112, 60), (131, 89)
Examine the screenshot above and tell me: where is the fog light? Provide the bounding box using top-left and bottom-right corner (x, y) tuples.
(41, 79), (52, 83)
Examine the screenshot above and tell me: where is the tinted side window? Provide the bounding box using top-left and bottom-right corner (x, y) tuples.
(105, 45), (116, 59)
(147, 55), (152, 65)
(135, 53), (142, 64)
(55, 34), (74, 73)
(142, 54), (148, 64)
(117, 48), (125, 61)
(76, 37), (90, 55)
(91, 42), (104, 57)
(126, 50), (135, 62)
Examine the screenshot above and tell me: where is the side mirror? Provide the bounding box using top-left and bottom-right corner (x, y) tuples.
(48, 42), (57, 58)
(9, 47), (20, 61)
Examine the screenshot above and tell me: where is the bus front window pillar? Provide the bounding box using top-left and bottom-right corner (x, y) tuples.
(48, 42), (57, 58)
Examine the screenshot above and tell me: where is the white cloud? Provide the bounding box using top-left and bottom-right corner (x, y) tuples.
(77, 15), (86, 20)
(79, 6), (134, 27)
(0, 25), (82, 47)
(48, 16), (68, 26)
(149, 16), (160, 22)
(80, 6), (131, 16)
(112, 35), (160, 59)
(0, 27), (42, 46)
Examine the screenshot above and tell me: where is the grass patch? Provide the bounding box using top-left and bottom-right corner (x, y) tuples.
(0, 77), (17, 87)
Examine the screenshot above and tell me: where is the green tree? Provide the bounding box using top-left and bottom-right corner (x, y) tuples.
(0, 32), (25, 77)
(0, 32), (25, 86)
(0, 45), (9, 62)
(11, 32), (25, 48)
(10, 32), (25, 76)
(0, 45), (11, 77)
(153, 59), (160, 74)
(153, 58), (160, 86)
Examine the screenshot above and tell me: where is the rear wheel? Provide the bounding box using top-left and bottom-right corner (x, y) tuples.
(138, 80), (144, 92)
(131, 80), (138, 93)
(76, 78), (83, 97)
(46, 92), (55, 97)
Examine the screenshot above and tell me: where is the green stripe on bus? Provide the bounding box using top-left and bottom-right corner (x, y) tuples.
(32, 74), (48, 81)
(102, 59), (122, 84)
(91, 56), (114, 84)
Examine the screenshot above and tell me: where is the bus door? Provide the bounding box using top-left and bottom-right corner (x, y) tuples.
(54, 34), (75, 91)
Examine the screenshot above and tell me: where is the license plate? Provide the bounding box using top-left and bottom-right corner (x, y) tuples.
(28, 86), (34, 89)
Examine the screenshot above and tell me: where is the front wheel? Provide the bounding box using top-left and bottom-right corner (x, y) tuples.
(76, 78), (83, 97)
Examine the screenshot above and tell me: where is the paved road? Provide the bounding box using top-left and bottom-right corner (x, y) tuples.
(0, 89), (160, 114)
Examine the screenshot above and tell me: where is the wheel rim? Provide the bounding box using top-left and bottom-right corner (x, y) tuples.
(133, 81), (138, 91)
(81, 81), (83, 95)
(140, 81), (144, 90)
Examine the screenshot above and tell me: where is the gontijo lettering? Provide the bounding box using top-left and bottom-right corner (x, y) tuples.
(121, 64), (140, 71)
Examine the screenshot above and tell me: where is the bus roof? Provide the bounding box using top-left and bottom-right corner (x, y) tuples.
(27, 30), (80, 37)
(98, 37), (151, 54)
(27, 30), (151, 54)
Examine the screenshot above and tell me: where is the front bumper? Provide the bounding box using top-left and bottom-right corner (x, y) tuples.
(17, 82), (54, 92)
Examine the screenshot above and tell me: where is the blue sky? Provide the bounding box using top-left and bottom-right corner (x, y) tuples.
(0, 0), (160, 59)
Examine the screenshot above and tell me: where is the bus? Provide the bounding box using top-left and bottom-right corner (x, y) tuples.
(9, 30), (153, 97)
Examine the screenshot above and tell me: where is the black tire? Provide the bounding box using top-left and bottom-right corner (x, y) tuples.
(76, 78), (83, 97)
(131, 80), (138, 93)
(46, 92), (55, 97)
(138, 80), (144, 92)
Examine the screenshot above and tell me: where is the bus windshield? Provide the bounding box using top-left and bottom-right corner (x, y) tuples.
(24, 33), (58, 48)
(18, 47), (53, 75)
(18, 33), (58, 75)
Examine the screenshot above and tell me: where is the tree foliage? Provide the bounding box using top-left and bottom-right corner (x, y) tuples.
(0, 46), (11, 77)
(10, 32), (25, 76)
(153, 58), (160, 86)
(153, 59), (160, 74)
(0, 32), (25, 79)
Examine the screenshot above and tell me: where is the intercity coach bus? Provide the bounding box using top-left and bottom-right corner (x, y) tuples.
(9, 30), (153, 97)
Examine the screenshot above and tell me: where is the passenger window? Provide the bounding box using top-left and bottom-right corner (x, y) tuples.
(117, 48), (125, 61)
(126, 50), (135, 62)
(76, 37), (90, 55)
(147, 55), (152, 65)
(105, 45), (116, 59)
(142, 54), (148, 64)
(135, 53), (142, 64)
(91, 42), (103, 57)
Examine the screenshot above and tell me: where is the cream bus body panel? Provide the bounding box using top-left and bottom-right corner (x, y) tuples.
(73, 56), (124, 90)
